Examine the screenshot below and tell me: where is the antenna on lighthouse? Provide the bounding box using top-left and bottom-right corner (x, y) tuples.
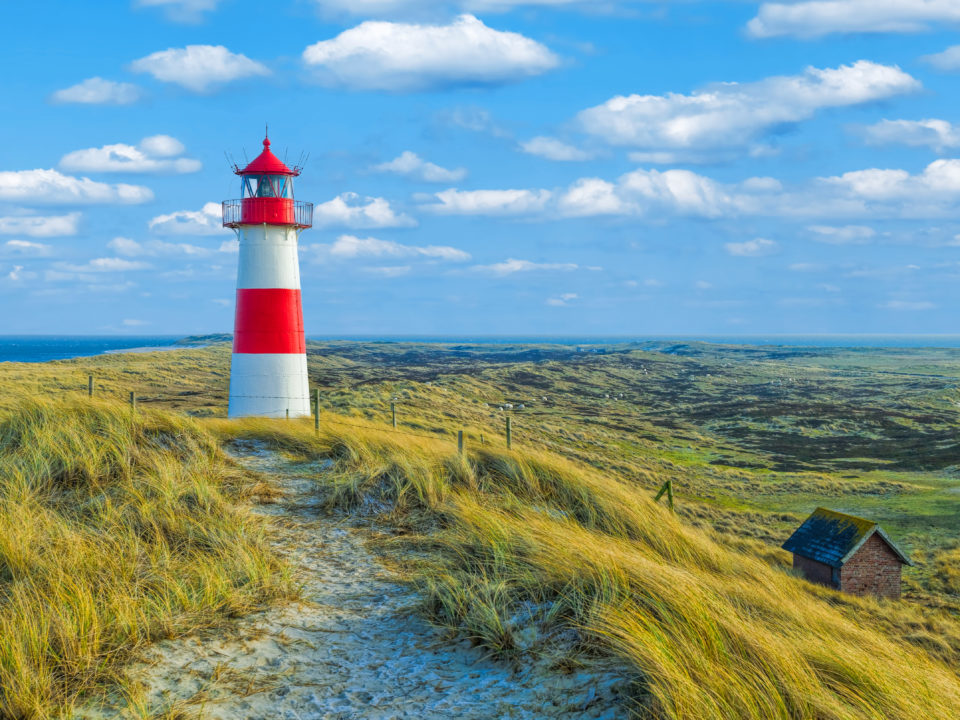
(224, 151), (240, 174)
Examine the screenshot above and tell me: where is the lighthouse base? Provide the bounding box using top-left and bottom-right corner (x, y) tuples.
(228, 353), (310, 418)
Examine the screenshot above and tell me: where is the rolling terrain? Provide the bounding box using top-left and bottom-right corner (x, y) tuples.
(2, 339), (960, 718)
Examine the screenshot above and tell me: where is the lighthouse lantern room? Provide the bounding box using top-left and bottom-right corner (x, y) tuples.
(223, 134), (313, 418)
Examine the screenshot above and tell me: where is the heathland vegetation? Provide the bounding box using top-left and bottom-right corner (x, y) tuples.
(2, 339), (960, 718)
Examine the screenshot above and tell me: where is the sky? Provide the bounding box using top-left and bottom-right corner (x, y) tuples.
(3, 0), (960, 336)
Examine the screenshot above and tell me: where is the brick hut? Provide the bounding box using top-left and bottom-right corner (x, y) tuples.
(782, 508), (912, 599)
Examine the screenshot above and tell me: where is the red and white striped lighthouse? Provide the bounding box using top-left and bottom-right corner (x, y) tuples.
(222, 134), (313, 418)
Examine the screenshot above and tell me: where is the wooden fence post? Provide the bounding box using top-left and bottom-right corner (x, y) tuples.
(314, 388), (320, 434)
(285, 408), (290, 421)
(88, 375), (93, 397)
(391, 401), (397, 429)
(458, 430), (464, 455)
(506, 416), (512, 450)
(129, 391), (135, 410)
(654, 480), (674, 511)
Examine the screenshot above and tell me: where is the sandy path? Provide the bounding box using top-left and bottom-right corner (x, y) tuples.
(75, 442), (627, 720)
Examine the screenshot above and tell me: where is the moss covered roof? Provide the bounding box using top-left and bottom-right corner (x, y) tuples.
(782, 507), (911, 568)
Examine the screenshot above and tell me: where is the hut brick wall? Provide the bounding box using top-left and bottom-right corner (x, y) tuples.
(839, 534), (902, 599)
(793, 554), (836, 588)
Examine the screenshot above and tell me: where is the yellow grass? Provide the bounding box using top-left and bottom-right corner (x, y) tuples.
(218, 416), (960, 720)
(0, 398), (290, 719)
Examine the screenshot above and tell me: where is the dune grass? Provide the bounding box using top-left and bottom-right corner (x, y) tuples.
(4, 341), (960, 718)
(0, 398), (290, 719)
(217, 416), (960, 720)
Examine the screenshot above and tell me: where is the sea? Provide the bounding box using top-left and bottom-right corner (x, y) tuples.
(3, 334), (960, 363)
(0, 336), (183, 363)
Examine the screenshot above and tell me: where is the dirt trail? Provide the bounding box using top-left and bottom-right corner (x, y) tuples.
(76, 442), (627, 720)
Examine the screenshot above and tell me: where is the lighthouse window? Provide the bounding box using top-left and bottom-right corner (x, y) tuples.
(241, 175), (293, 199)
(256, 175), (276, 198)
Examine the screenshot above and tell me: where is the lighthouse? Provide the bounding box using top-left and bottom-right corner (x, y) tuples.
(222, 134), (313, 418)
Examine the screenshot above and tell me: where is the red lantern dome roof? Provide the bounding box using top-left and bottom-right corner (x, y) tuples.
(236, 136), (298, 176)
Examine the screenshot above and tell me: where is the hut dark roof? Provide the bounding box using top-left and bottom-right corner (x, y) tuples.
(781, 507), (912, 568)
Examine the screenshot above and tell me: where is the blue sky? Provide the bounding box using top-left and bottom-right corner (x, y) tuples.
(4, 0), (960, 335)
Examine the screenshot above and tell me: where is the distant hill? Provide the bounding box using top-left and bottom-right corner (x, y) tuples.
(176, 333), (232, 346)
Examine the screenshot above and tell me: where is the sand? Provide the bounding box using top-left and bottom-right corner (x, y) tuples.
(74, 442), (628, 719)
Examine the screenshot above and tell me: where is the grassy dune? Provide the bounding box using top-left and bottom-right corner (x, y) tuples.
(221, 417), (960, 720)
(3, 342), (960, 718)
(0, 398), (289, 719)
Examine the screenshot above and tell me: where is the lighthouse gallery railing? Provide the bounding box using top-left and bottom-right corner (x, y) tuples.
(221, 200), (314, 229)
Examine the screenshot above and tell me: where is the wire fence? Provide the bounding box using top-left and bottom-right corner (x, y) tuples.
(12, 370), (672, 452)
(6, 370), (681, 508)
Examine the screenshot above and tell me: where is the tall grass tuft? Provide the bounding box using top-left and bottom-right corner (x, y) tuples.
(220, 416), (960, 720)
(0, 398), (289, 719)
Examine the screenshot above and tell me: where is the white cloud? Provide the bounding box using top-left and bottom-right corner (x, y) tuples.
(862, 119), (960, 152)
(5, 265), (36, 282)
(311, 234), (470, 261)
(521, 136), (593, 161)
(314, 193), (416, 228)
(56, 258), (152, 272)
(418, 169), (740, 220)
(440, 106), (511, 137)
(808, 225), (876, 244)
(312, 0), (633, 16)
(50, 77), (141, 105)
(108, 236), (211, 257)
(302, 14), (559, 91)
(373, 151), (467, 182)
(741, 176), (783, 193)
(148, 202), (226, 235)
(558, 178), (625, 216)
(135, 0), (221, 22)
(219, 239), (239, 253)
(725, 238), (777, 257)
(546, 292), (578, 306)
(0, 169), (152, 204)
(122, 318), (149, 327)
(3, 240), (52, 257)
(408, 156), (960, 224)
(60, 135), (200, 174)
(881, 300), (937, 311)
(0, 213), (80, 237)
(138, 135), (185, 157)
(617, 168), (742, 218)
(420, 188), (552, 215)
(923, 45), (960, 71)
(577, 61), (919, 151)
(130, 45), (270, 92)
(472, 258), (578, 275)
(364, 265), (412, 277)
(822, 160), (960, 202)
(748, 1), (960, 39)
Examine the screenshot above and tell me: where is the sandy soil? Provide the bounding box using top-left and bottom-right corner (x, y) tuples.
(75, 442), (628, 719)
